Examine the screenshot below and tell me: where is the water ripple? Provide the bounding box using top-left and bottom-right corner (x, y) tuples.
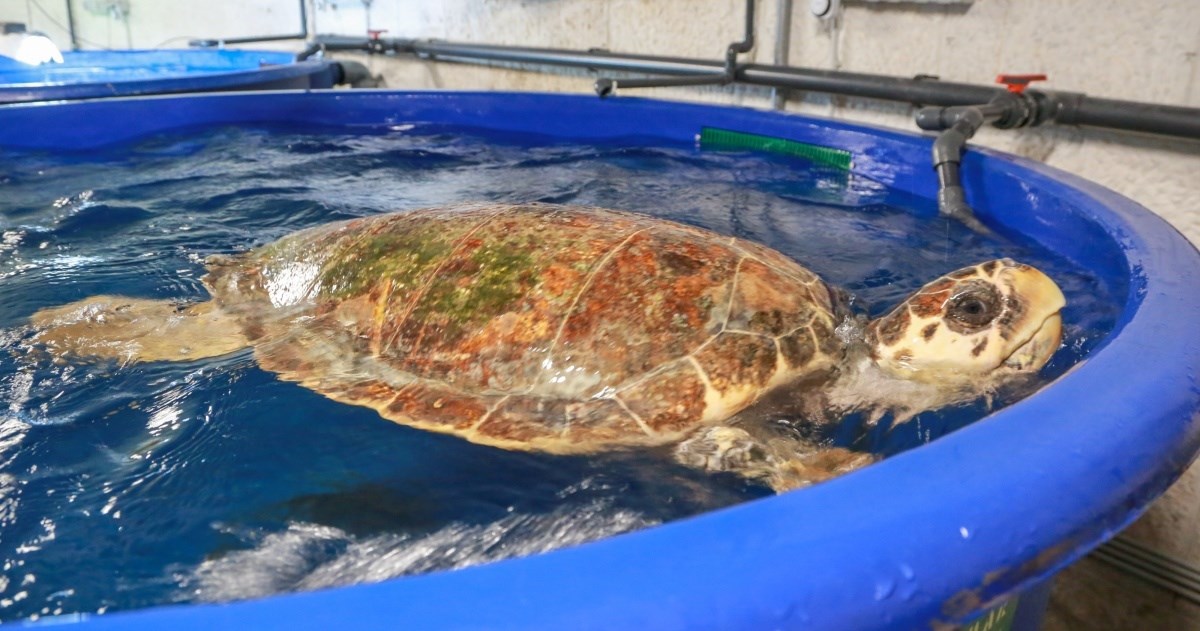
(0, 123), (1118, 622)
(184, 496), (653, 604)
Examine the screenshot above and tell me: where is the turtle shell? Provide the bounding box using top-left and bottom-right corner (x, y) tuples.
(203, 203), (843, 452)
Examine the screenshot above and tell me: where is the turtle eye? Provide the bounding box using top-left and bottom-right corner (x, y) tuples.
(945, 284), (1001, 329)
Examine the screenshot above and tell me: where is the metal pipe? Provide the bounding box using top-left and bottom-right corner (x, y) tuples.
(771, 0), (793, 110)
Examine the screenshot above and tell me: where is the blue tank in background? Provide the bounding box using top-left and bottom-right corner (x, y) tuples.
(0, 48), (340, 103)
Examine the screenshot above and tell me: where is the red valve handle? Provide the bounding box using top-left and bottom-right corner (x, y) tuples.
(368, 29), (388, 40)
(996, 73), (1047, 94)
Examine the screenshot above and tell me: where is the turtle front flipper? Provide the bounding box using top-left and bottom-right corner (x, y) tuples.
(30, 296), (250, 364)
(674, 425), (876, 493)
(763, 447), (877, 492)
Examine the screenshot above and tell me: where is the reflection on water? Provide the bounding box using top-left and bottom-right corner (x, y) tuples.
(0, 125), (1118, 622)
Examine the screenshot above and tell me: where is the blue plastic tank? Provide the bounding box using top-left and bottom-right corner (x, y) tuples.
(0, 49), (337, 103)
(0, 91), (1197, 630)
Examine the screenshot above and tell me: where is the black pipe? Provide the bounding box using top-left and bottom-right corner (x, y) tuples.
(349, 39), (1004, 106)
(407, 40), (718, 78)
(596, 0), (755, 96)
(386, 40), (1030, 108)
(64, 0), (79, 51)
(917, 91), (1059, 231)
(192, 34), (308, 46)
(771, 0), (794, 109)
(739, 63), (1002, 107)
(1053, 95), (1200, 140)
(926, 108), (992, 233)
(190, 0), (308, 48)
(331, 59), (380, 87)
(595, 74), (725, 95)
(597, 0), (753, 96)
(310, 36), (1200, 141)
(299, 0), (308, 41)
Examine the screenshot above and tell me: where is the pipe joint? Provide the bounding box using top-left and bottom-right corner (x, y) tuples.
(595, 0), (754, 97)
(920, 109), (991, 232)
(915, 105), (986, 133)
(930, 118), (979, 166)
(988, 91), (1058, 129)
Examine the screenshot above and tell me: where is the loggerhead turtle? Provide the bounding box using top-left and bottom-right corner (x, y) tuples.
(30, 203), (1066, 491)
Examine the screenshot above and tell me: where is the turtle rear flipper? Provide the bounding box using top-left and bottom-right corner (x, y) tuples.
(30, 296), (250, 364)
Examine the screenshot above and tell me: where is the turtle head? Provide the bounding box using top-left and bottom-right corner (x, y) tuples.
(866, 259), (1065, 386)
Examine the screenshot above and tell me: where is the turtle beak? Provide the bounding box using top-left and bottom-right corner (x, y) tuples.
(1003, 311), (1062, 371)
(1000, 265), (1065, 372)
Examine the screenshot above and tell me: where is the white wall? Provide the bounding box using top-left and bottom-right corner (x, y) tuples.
(5, 0), (1200, 567)
(1, 0), (302, 50)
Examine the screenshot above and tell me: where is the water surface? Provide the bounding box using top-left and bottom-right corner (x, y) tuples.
(0, 125), (1118, 621)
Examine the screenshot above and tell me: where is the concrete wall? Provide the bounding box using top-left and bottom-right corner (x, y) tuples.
(6, 0), (1200, 570)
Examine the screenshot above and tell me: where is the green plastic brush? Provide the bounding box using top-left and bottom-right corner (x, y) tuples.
(698, 127), (853, 171)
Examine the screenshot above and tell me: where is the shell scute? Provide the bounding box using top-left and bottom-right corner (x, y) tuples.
(475, 396), (568, 444)
(617, 361), (710, 435)
(778, 327), (818, 369)
(379, 206), (642, 392)
(218, 204), (837, 451)
(385, 382), (492, 432)
(726, 257), (824, 336)
(561, 399), (648, 444)
(693, 332), (779, 400)
(553, 228), (738, 389)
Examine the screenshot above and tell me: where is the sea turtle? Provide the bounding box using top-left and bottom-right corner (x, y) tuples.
(29, 203), (1066, 491)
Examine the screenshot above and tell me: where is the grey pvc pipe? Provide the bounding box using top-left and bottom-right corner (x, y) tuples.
(191, 0), (308, 47)
(1052, 94), (1200, 140)
(771, 0), (793, 110)
(319, 37), (1200, 141)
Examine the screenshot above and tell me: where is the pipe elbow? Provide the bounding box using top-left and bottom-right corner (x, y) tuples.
(931, 126), (969, 165)
(332, 60), (381, 87)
